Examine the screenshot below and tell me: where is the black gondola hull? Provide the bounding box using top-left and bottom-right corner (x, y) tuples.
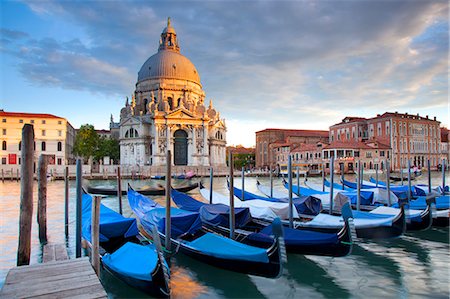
(158, 233), (281, 278)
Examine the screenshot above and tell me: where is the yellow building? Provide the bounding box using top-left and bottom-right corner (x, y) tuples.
(0, 110), (75, 177)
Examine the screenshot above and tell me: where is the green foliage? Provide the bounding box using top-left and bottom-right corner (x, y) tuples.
(73, 124), (99, 160)
(73, 124), (120, 163)
(230, 153), (255, 169)
(97, 137), (120, 164)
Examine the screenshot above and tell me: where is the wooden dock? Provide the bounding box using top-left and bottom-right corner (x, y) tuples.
(0, 257), (107, 298)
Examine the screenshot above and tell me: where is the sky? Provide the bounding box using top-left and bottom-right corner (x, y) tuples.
(0, 0), (448, 147)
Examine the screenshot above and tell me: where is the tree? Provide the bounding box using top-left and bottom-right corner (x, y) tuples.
(73, 124), (99, 162)
(96, 137), (120, 164)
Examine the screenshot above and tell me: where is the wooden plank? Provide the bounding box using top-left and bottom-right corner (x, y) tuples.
(32, 283), (107, 299)
(43, 243), (68, 262)
(1, 274), (100, 298)
(7, 258), (87, 276)
(0, 258), (106, 299)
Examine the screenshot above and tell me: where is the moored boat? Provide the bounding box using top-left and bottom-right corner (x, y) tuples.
(127, 186), (285, 278)
(171, 188), (354, 257)
(81, 192), (170, 297)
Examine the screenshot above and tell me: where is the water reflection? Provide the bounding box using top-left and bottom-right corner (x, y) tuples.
(0, 176), (448, 298)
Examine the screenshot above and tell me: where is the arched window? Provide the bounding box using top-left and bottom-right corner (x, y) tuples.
(2, 141), (6, 151)
(57, 141), (62, 151)
(19, 141), (21, 151)
(41, 141), (46, 151)
(125, 128), (139, 138)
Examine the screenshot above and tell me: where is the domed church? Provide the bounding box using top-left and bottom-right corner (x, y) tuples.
(119, 18), (227, 167)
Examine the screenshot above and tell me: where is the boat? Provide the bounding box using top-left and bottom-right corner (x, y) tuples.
(202, 184), (405, 239)
(341, 178), (409, 197)
(369, 177), (449, 197)
(85, 181), (199, 196)
(81, 191), (170, 297)
(173, 170), (196, 179)
(127, 186), (285, 278)
(302, 180), (432, 231)
(170, 188), (353, 257)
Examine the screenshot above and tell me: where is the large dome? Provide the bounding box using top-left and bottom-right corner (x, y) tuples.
(137, 50), (201, 85)
(137, 19), (201, 86)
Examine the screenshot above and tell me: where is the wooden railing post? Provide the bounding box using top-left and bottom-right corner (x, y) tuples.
(91, 196), (101, 275)
(17, 124), (34, 266)
(37, 154), (48, 244)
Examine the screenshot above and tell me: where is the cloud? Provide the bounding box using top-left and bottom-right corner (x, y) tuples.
(2, 0), (448, 137)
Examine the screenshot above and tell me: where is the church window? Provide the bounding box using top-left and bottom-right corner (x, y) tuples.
(42, 120), (46, 124)
(2, 129), (6, 135)
(57, 142), (62, 151)
(41, 141), (46, 151)
(19, 119), (23, 123)
(2, 118), (5, 123)
(168, 97), (173, 110)
(19, 141), (21, 151)
(42, 130), (46, 136)
(2, 141), (6, 150)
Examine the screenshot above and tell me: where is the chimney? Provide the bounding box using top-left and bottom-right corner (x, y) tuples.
(434, 116), (436, 121)
(426, 115), (429, 119)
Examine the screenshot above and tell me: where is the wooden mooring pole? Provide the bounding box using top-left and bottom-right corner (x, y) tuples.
(91, 195), (101, 275)
(329, 157), (335, 214)
(37, 155), (48, 244)
(117, 166), (123, 215)
(165, 151), (172, 252)
(229, 151), (235, 238)
(64, 166), (69, 238)
(209, 167), (213, 204)
(288, 155), (293, 228)
(17, 124), (34, 266)
(75, 159), (82, 258)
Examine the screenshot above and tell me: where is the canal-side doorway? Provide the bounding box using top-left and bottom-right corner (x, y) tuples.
(174, 130), (188, 165)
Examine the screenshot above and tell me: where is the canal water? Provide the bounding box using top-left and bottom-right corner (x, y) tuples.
(0, 174), (448, 298)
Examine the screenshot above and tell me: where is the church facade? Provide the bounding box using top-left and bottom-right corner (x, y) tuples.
(118, 19), (227, 167)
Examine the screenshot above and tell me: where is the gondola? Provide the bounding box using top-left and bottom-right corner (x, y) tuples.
(170, 188), (354, 257)
(217, 184), (405, 239)
(301, 180), (432, 231)
(127, 185), (285, 278)
(85, 181), (199, 196)
(81, 191), (170, 297)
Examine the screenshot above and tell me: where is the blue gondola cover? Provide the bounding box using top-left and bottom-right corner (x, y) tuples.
(102, 242), (159, 281)
(199, 204), (252, 228)
(128, 190), (203, 238)
(82, 194), (139, 243)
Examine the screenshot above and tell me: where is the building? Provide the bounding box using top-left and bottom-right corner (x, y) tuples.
(227, 145), (255, 170)
(329, 112), (442, 171)
(322, 141), (391, 173)
(0, 110), (75, 175)
(255, 129), (329, 169)
(440, 127), (449, 165)
(118, 19), (227, 167)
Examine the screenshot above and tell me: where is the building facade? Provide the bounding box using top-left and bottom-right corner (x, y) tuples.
(118, 19), (227, 167)
(329, 112), (442, 171)
(0, 110), (75, 174)
(255, 129), (329, 169)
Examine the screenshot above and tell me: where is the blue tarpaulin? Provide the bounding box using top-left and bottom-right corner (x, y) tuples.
(187, 233), (269, 263)
(82, 194), (139, 243)
(171, 189), (206, 212)
(128, 190), (203, 238)
(102, 242), (159, 282)
(199, 204), (252, 228)
(247, 224), (339, 246)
